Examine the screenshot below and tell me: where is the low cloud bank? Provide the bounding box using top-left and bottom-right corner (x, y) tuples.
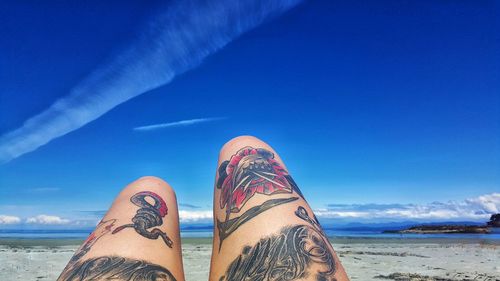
(179, 210), (213, 223)
(171, 193), (500, 223)
(26, 215), (70, 225)
(3, 193), (498, 226)
(315, 193), (500, 221)
(0, 215), (21, 224)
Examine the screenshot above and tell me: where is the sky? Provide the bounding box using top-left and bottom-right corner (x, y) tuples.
(0, 0), (499, 228)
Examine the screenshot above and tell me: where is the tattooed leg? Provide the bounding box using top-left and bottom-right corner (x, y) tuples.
(58, 176), (184, 281)
(59, 256), (176, 281)
(210, 136), (349, 281)
(112, 190), (174, 248)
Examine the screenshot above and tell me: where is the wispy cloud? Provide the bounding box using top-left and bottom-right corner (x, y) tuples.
(0, 0), (302, 164)
(26, 215), (70, 225)
(0, 215), (21, 224)
(134, 117), (225, 132)
(315, 193), (500, 221)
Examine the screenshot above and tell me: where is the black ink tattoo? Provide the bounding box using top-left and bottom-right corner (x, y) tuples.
(296, 206), (322, 230)
(58, 256), (176, 281)
(58, 193), (177, 280)
(64, 219), (116, 267)
(217, 197), (299, 247)
(219, 207), (336, 281)
(113, 191), (173, 248)
(216, 147), (304, 247)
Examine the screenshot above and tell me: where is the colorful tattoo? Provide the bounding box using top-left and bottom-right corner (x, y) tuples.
(217, 147), (300, 215)
(216, 147), (303, 247)
(219, 207), (336, 281)
(113, 191), (173, 248)
(58, 256), (176, 281)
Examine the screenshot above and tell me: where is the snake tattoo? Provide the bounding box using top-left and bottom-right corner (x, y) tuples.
(112, 191), (173, 248)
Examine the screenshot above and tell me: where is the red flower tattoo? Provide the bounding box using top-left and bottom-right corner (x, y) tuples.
(217, 147), (293, 213)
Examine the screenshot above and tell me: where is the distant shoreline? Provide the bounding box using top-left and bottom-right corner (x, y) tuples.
(383, 225), (493, 234)
(1, 236), (499, 247)
(1, 225), (499, 247)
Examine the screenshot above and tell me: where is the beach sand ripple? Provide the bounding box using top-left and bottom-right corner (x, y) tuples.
(0, 239), (499, 281)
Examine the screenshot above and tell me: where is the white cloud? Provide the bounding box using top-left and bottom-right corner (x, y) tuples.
(26, 215), (70, 225)
(179, 210), (213, 222)
(464, 193), (499, 214)
(315, 193), (500, 221)
(0, 215), (21, 224)
(134, 117), (226, 131)
(0, 0), (302, 164)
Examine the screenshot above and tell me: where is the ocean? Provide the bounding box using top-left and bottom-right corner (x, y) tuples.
(1, 228), (499, 241)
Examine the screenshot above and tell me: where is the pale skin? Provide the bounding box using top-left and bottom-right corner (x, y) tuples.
(57, 176), (185, 281)
(58, 136), (349, 281)
(209, 136), (349, 281)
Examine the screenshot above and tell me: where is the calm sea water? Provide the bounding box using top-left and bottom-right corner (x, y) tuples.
(1, 228), (499, 240)
(323, 229), (500, 240)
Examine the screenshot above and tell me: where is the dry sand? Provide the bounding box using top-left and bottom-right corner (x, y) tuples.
(0, 238), (499, 281)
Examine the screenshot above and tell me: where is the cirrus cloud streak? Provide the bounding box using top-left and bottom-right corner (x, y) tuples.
(134, 117), (226, 132)
(0, 0), (302, 163)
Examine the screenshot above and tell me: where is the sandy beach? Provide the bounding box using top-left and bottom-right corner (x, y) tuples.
(1, 238), (498, 281)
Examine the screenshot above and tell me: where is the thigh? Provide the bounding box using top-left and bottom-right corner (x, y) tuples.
(58, 176), (185, 281)
(209, 136), (349, 281)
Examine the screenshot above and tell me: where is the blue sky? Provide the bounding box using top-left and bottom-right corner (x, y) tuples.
(0, 0), (499, 228)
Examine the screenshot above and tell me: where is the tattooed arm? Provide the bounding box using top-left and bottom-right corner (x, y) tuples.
(57, 176), (184, 281)
(209, 136), (349, 281)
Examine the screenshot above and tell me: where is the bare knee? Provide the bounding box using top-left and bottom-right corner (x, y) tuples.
(133, 176), (170, 187)
(121, 176), (176, 199)
(220, 135), (268, 153)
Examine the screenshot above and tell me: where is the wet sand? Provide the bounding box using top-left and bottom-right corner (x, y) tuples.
(1, 238), (499, 280)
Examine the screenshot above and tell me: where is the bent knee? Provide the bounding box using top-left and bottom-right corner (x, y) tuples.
(123, 176), (176, 196)
(220, 135), (268, 153)
(133, 175), (169, 186)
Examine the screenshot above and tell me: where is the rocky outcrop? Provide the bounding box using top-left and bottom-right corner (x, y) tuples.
(385, 225), (491, 234)
(487, 213), (500, 227)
